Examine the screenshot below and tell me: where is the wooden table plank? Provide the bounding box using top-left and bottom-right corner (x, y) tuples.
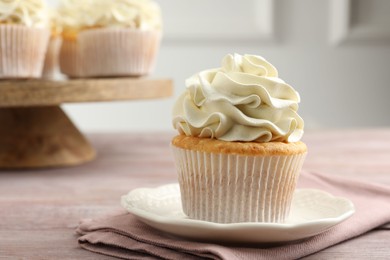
(0, 230), (117, 260)
(302, 128), (390, 183)
(301, 230), (390, 259)
(0, 129), (389, 259)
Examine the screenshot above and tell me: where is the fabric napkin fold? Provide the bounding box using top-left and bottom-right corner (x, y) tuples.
(76, 171), (390, 260)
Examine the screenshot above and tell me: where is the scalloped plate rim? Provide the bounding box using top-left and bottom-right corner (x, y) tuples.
(121, 184), (355, 243)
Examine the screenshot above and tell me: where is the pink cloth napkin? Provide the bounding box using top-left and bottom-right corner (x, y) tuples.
(76, 171), (390, 260)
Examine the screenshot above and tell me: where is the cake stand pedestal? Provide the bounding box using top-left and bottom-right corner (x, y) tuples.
(0, 78), (173, 169)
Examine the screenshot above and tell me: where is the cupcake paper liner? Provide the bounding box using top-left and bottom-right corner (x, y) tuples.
(79, 28), (161, 77)
(0, 25), (50, 78)
(42, 36), (62, 79)
(172, 146), (306, 223)
(59, 38), (83, 78)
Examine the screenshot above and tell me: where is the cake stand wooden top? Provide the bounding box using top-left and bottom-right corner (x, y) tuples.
(0, 78), (173, 108)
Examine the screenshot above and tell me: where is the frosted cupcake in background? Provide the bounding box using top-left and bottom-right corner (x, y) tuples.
(79, 0), (162, 77)
(0, 0), (50, 78)
(57, 0), (89, 78)
(58, 0), (162, 78)
(172, 54), (307, 223)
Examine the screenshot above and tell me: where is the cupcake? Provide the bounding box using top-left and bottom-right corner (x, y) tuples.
(171, 54), (306, 223)
(58, 0), (162, 78)
(0, 0), (50, 78)
(57, 0), (89, 78)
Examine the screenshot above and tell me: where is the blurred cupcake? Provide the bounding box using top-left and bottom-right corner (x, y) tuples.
(57, 0), (88, 78)
(58, 0), (162, 78)
(172, 54), (307, 223)
(80, 0), (162, 77)
(0, 0), (50, 78)
(42, 8), (62, 79)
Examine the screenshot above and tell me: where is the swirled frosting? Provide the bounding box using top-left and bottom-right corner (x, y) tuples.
(0, 0), (48, 28)
(172, 54), (304, 143)
(57, 0), (88, 35)
(59, 0), (161, 31)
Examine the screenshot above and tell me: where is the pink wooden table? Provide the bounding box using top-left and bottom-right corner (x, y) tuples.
(1, 129), (389, 259)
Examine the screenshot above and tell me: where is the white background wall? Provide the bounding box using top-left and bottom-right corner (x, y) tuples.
(49, 0), (390, 132)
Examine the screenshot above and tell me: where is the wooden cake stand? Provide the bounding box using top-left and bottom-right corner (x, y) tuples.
(0, 78), (173, 169)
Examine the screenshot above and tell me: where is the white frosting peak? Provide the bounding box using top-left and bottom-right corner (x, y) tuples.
(0, 0), (48, 28)
(222, 53), (278, 77)
(173, 54), (304, 143)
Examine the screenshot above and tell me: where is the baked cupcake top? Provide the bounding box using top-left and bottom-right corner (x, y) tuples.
(0, 0), (48, 28)
(172, 54), (304, 143)
(59, 0), (162, 37)
(172, 135), (307, 156)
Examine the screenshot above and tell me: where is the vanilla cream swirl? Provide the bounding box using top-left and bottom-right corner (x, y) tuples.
(172, 54), (304, 143)
(0, 0), (48, 27)
(57, 0), (93, 31)
(59, 0), (162, 31)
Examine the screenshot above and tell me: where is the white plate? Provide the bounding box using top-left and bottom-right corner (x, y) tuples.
(121, 184), (355, 243)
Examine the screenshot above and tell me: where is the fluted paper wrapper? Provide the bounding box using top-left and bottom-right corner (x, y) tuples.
(79, 28), (161, 77)
(42, 36), (62, 79)
(59, 39), (83, 78)
(0, 25), (50, 78)
(172, 146), (306, 223)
